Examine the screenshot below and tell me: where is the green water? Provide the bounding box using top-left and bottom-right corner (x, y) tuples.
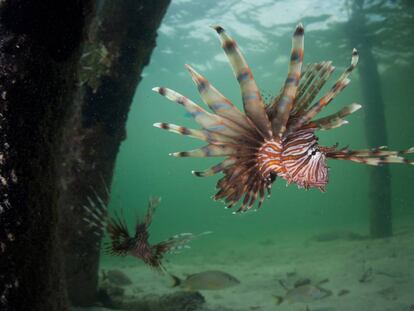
(101, 0), (414, 309)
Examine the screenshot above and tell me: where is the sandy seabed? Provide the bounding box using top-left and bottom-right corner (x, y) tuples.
(84, 221), (414, 311)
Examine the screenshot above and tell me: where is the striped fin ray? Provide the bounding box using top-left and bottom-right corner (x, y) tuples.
(214, 165), (254, 201)
(153, 122), (235, 143)
(105, 210), (131, 257)
(235, 171), (264, 213)
(268, 63), (315, 116)
(154, 122), (209, 141)
(192, 157), (237, 177)
(161, 231), (212, 255)
(82, 194), (108, 237)
(292, 61), (335, 115)
(272, 23), (305, 137)
(169, 144), (237, 157)
(184, 64), (254, 132)
(327, 146), (414, 166)
(144, 196), (161, 227)
(153, 87), (257, 142)
(211, 25), (272, 139)
(297, 63), (319, 97)
(329, 146), (414, 157)
(313, 103), (362, 130)
(213, 162), (270, 212)
(289, 49), (359, 133)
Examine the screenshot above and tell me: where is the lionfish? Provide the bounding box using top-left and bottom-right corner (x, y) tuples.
(153, 24), (413, 213)
(84, 196), (209, 271)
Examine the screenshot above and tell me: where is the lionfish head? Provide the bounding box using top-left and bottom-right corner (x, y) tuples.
(280, 130), (329, 191)
(256, 130), (328, 192)
(283, 143), (328, 191)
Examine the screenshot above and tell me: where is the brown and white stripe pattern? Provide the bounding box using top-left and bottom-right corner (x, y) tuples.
(288, 49), (359, 133)
(272, 24), (304, 137)
(154, 23), (413, 213)
(281, 129), (328, 190)
(256, 139), (283, 179)
(84, 196), (205, 272)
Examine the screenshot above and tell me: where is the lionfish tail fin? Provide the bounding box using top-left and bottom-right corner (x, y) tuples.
(326, 146), (414, 166)
(169, 274), (182, 288)
(105, 212), (132, 256)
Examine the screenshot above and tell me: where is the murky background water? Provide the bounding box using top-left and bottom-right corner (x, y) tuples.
(100, 1), (414, 310)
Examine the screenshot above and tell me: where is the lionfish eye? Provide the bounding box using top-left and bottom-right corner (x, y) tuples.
(311, 150), (317, 156)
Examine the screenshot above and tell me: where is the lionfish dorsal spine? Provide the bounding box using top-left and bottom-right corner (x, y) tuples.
(211, 24), (272, 139)
(272, 23), (304, 137)
(288, 48), (359, 134)
(312, 103), (362, 130)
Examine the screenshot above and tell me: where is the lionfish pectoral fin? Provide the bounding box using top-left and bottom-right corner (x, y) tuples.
(184, 64), (250, 130)
(152, 87), (224, 133)
(105, 212), (133, 256)
(154, 122), (210, 141)
(158, 231), (210, 255)
(272, 23), (304, 137)
(169, 144), (237, 158)
(81, 191), (109, 238)
(153, 122), (238, 144)
(215, 165), (269, 213)
(211, 24), (272, 139)
(192, 157), (237, 177)
(153, 87), (253, 140)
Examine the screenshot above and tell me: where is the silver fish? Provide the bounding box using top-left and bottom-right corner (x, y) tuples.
(171, 270), (240, 291)
(275, 280), (332, 304)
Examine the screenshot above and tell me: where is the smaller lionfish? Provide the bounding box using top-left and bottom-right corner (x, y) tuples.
(153, 23), (413, 213)
(84, 196), (209, 271)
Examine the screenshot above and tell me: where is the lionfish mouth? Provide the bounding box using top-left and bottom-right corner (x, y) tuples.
(153, 23), (414, 213)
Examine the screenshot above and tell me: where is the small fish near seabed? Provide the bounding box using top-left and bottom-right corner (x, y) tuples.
(171, 270), (240, 291)
(154, 23), (414, 213)
(83, 196), (211, 272)
(274, 279), (332, 305)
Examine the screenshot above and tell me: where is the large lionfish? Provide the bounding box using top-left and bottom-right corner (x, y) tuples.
(153, 24), (413, 213)
(84, 196), (209, 271)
